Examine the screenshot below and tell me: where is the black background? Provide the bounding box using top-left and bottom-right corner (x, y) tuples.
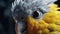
(0, 0), (60, 34)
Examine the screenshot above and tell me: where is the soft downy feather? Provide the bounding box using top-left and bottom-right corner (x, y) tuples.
(11, 0), (57, 34)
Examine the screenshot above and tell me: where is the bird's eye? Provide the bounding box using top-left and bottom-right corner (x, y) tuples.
(32, 10), (42, 19)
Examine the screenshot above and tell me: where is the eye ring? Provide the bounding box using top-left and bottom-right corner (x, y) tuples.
(32, 10), (42, 19)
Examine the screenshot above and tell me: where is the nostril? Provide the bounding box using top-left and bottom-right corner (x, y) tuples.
(21, 17), (24, 19)
(32, 11), (39, 18)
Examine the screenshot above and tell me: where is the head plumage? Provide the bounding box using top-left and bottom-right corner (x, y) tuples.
(11, 0), (57, 12)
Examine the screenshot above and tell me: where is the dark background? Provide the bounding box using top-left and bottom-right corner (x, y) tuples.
(0, 0), (60, 34)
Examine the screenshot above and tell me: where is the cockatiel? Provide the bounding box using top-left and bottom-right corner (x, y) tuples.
(11, 0), (60, 34)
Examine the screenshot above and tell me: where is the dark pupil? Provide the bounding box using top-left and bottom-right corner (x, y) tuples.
(58, 9), (60, 11)
(32, 11), (39, 18)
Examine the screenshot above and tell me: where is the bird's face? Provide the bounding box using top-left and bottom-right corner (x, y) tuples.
(13, 5), (47, 34)
(26, 4), (60, 34)
(11, 0), (57, 34)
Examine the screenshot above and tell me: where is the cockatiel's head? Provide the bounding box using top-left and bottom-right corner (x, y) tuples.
(11, 0), (58, 34)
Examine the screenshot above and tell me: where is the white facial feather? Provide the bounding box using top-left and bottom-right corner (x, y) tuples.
(11, 0), (57, 34)
(11, 0), (57, 12)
